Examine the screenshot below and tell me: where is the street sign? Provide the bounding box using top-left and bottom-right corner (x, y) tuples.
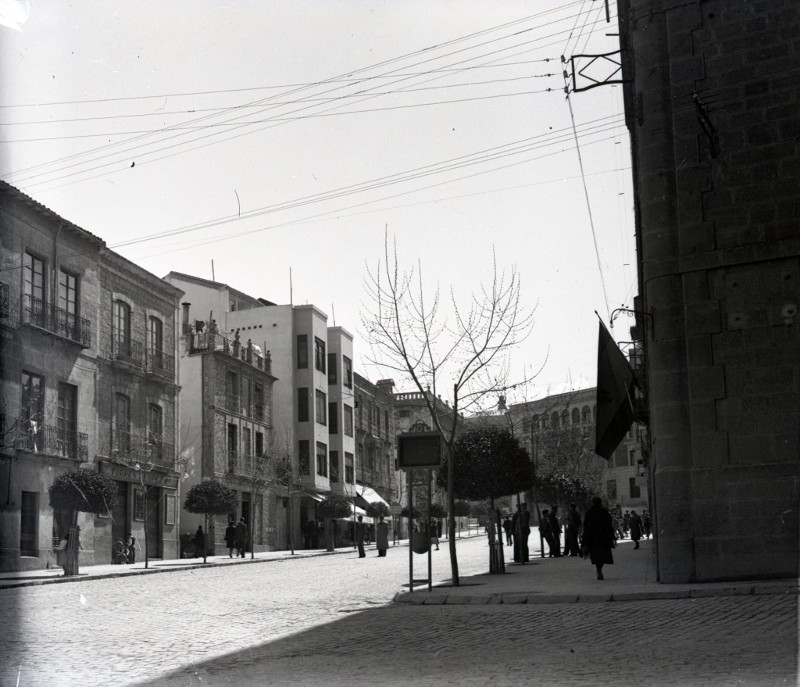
(397, 431), (442, 469)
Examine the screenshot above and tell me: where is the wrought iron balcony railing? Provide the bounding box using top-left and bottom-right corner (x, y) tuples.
(190, 331), (272, 374)
(146, 348), (175, 379)
(22, 295), (91, 348)
(112, 431), (175, 469)
(16, 423), (88, 461)
(112, 336), (144, 367)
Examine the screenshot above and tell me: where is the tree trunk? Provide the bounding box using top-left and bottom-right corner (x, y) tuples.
(445, 442), (460, 586)
(142, 480), (149, 569)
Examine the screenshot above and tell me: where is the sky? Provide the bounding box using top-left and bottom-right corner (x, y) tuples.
(0, 0), (636, 403)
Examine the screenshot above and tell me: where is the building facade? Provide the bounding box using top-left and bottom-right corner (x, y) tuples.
(164, 272), (357, 551)
(618, 0), (799, 581)
(0, 182), (183, 571)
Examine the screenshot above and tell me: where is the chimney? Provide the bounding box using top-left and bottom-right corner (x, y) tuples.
(181, 303), (192, 335)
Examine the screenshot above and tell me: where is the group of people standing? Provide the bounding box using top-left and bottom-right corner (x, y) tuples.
(224, 518), (250, 558)
(501, 497), (647, 580)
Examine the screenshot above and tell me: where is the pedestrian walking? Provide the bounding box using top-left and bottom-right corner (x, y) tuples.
(355, 515), (366, 558)
(235, 518), (248, 558)
(539, 509), (554, 557)
(564, 502), (582, 556)
(630, 510), (643, 549)
(194, 526), (205, 559)
(582, 497), (615, 580)
(430, 519), (440, 550)
(375, 515), (389, 557)
(642, 511), (652, 538)
(502, 516), (513, 546)
(225, 521), (236, 558)
(548, 506), (562, 557)
(512, 502), (530, 563)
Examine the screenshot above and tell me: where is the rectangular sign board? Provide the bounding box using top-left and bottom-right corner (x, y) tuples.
(397, 431), (442, 469)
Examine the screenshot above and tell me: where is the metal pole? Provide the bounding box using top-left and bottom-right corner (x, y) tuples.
(408, 469), (413, 593)
(427, 469), (432, 592)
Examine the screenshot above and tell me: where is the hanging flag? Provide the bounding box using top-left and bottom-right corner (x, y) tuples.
(595, 319), (636, 459)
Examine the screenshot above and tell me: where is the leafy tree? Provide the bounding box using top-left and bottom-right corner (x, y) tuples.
(184, 480), (238, 563)
(365, 501), (390, 520)
(49, 470), (118, 576)
(400, 505), (420, 519)
(317, 494), (352, 552)
(437, 427), (533, 571)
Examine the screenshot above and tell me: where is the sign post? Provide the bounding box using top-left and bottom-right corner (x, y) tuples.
(397, 426), (442, 593)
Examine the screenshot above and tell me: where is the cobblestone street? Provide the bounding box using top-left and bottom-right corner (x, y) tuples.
(1, 538), (796, 687)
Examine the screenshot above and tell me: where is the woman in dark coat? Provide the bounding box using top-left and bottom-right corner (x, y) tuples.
(582, 497), (615, 579)
(629, 510), (643, 549)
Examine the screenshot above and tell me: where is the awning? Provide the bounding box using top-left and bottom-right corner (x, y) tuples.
(354, 486), (390, 510)
(345, 502), (374, 524)
(302, 490), (326, 502)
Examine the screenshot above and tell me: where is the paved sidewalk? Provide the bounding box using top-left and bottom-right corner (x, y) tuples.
(394, 537), (799, 604)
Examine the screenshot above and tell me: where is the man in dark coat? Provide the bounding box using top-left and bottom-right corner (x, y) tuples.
(235, 518), (248, 558)
(355, 515), (366, 558)
(629, 510), (643, 549)
(564, 503), (582, 556)
(502, 516), (513, 546)
(582, 497), (615, 579)
(548, 506), (562, 557)
(225, 521), (236, 558)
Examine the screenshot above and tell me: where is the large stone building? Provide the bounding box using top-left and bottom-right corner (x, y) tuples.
(0, 182), (183, 571)
(164, 272), (357, 552)
(618, 0), (799, 581)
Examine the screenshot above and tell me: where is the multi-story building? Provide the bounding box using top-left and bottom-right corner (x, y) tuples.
(618, 0), (799, 581)
(0, 182), (183, 571)
(506, 388), (648, 515)
(353, 375), (395, 510)
(164, 272), (357, 551)
(176, 307), (277, 554)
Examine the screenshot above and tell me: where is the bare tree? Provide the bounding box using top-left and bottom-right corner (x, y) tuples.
(362, 232), (534, 586)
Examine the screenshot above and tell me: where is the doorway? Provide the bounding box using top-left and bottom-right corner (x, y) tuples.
(145, 485), (161, 558)
(20, 491), (38, 556)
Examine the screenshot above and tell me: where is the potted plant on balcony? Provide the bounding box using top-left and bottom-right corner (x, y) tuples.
(49, 469), (118, 576)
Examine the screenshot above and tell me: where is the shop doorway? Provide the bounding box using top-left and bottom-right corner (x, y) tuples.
(145, 485), (161, 558)
(111, 481), (129, 550)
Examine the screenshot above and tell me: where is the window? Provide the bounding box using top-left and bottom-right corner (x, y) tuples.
(315, 389), (327, 425)
(316, 441), (327, 477)
(328, 353), (337, 385)
(59, 269), (78, 335)
(299, 440), (310, 475)
(314, 337), (326, 373)
(242, 377), (252, 417)
(134, 489), (145, 520)
(582, 406), (591, 423)
(227, 423), (238, 472)
(226, 371), (240, 413)
(255, 431), (264, 457)
(330, 450), (339, 483)
(147, 403), (163, 460)
(297, 335), (308, 369)
(20, 491), (38, 557)
(114, 300), (132, 355)
(607, 479), (617, 501)
(329, 402), (338, 434)
(614, 448), (627, 468)
(23, 253), (46, 317)
(344, 404), (354, 437)
(298, 388), (309, 422)
(385, 410), (390, 437)
(399, 409), (411, 418)
(561, 409), (570, 427)
(21, 372), (44, 451)
(532, 414), (540, 430)
(148, 316), (163, 369)
(629, 448), (636, 467)
(629, 477), (641, 499)
(343, 355), (352, 388)
(551, 412), (560, 429)
(114, 393), (131, 453)
(57, 382), (77, 458)
(522, 417), (532, 434)
(367, 444), (375, 469)
(344, 451), (354, 484)
(572, 408), (580, 424)
(375, 405), (381, 434)
(243, 427), (252, 470)
(254, 383), (264, 420)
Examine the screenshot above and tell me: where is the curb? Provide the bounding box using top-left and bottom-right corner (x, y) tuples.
(0, 547), (353, 590)
(392, 583), (799, 606)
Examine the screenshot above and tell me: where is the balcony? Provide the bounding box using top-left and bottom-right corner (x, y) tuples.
(112, 431), (175, 469)
(22, 295), (91, 348)
(16, 423), (89, 461)
(190, 331), (272, 374)
(112, 336), (144, 367)
(146, 348), (175, 380)
(226, 450), (253, 474)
